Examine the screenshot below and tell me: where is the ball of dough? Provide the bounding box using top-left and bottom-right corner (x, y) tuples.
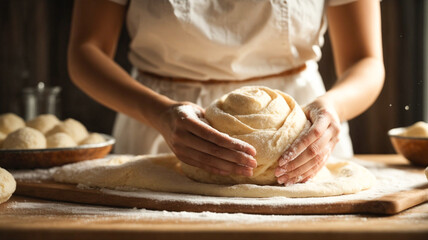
(400, 121), (428, 138)
(46, 118), (88, 143)
(26, 114), (60, 134)
(0, 113), (25, 135)
(2, 127), (46, 150)
(46, 132), (77, 148)
(80, 133), (105, 145)
(181, 86), (308, 185)
(0, 167), (16, 204)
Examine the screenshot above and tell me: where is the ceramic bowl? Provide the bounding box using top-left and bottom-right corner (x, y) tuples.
(0, 134), (115, 169)
(388, 128), (428, 167)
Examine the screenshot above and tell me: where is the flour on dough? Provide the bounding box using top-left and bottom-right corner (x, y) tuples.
(53, 154), (376, 198)
(2, 127), (46, 150)
(181, 86), (308, 185)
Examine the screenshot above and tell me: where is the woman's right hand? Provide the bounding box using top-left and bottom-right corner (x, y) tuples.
(156, 102), (258, 177)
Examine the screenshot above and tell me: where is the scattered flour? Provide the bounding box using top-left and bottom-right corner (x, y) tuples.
(7, 201), (362, 223)
(10, 157), (428, 222)
(82, 160), (426, 206)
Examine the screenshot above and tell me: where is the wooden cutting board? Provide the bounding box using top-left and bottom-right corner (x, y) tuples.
(14, 179), (428, 215)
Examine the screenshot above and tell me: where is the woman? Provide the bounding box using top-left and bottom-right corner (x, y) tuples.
(68, 0), (384, 186)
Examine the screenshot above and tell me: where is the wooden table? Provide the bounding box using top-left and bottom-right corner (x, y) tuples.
(0, 155), (427, 240)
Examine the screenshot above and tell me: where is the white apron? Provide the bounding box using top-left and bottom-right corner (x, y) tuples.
(110, 0), (355, 158)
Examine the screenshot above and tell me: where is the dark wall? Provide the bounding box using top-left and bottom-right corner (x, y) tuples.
(369, 0), (425, 152)
(0, 0), (425, 154)
(0, 0), (129, 134)
(319, 0), (426, 153)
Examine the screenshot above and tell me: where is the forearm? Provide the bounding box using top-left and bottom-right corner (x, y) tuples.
(318, 57), (385, 122)
(68, 43), (175, 129)
(322, 0), (384, 122)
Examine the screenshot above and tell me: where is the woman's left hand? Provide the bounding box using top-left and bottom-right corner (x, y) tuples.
(274, 99), (341, 186)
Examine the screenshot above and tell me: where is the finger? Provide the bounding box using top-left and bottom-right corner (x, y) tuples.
(277, 137), (336, 185)
(176, 145), (254, 177)
(183, 101), (205, 116)
(278, 153), (328, 185)
(278, 117), (330, 166)
(179, 130), (257, 168)
(282, 153), (329, 186)
(299, 175), (312, 184)
(277, 152), (325, 185)
(183, 117), (257, 156)
(276, 125), (334, 177)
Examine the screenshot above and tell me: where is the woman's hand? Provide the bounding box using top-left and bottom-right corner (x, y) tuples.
(157, 102), (258, 177)
(274, 99), (341, 186)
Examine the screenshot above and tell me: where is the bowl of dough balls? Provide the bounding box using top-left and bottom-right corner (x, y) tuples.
(0, 113), (115, 169)
(388, 121), (428, 167)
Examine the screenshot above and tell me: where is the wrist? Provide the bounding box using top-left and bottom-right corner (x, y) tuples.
(313, 94), (342, 123)
(137, 92), (176, 131)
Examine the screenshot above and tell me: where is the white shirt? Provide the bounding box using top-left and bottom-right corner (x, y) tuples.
(110, 0), (356, 81)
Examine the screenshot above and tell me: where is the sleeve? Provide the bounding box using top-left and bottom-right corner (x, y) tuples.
(328, 0), (357, 6)
(109, 0), (128, 5)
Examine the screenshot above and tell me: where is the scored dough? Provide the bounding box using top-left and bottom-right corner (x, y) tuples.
(53, 154), (376, 198)
(0, 167), (16, 204)
(181, 86), (308, 185)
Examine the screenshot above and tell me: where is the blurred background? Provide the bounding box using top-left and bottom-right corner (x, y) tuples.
(0, 0), (426, 154)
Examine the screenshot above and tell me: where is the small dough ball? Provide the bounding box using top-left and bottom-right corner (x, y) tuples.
(47, 118), (88, 143)
(2, 127), (46, 150)
(0, 113), (25, 135)
(26, 114), (60, 134)
(0, 131), (6, 148)
(46, 132), (77, 148)
(400, 121), (428, 138)
(0, 167), (16, 204)
(80, 133), (105, 145)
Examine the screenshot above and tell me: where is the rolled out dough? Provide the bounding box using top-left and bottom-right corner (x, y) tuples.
(53, 154), (376, 198)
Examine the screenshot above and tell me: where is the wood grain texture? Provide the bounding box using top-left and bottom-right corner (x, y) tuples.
(2, 171), (428, 240)
(12, 154), (428, 215)
(14, 180), (428, 216)
(1, 198), (427, 240)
